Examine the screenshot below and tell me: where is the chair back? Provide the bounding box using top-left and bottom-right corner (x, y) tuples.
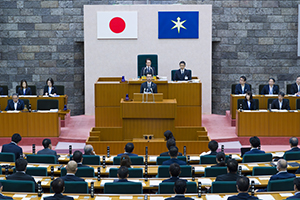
(204, 167), (227, 177)
(242, 153), (272, 163)
(104, 182), (143, 194)
(267, 178), (294, 191)
(211, 181), (237, 193)
(50, 181), (88, 193)
(287, 84), (293, 94)
(137, 54), (158, 78)
(157, 166), (192, 178)
(252, 167), (277, 176)
(0, 153), (15, 162)
(199, 155), (229, 164)
(37, 99), (59, 110)
(27, 154), (57, 164)
(55, 85), (65, 95)
(109, 168), (143, 178)
(13, 167), (48, 176)
(296, 99), (300, 110)
(0, 86), (8, 95)
(61, 167), (95, 177)
(158, 182), (197, 194)
(283, 151), (300, 161)
(0, 180), (35, 192)
(82, 155), (101, 165)
(267, 98), (276, 108)
(156, 156), (186, 165)
(113, 156), (144, 165)
(16, 85), (37, 95)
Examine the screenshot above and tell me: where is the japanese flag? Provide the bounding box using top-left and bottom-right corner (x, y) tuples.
(97, 11), (138, 39)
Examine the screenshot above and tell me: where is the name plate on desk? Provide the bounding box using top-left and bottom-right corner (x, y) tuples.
(133, 93), (163, 102)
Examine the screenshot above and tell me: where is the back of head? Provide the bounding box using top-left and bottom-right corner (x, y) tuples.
(294, 178), (300, 191)
(72, 150), (83, 163)
(208, 140), (218, 152)
(277, 159), (287, 170)
(42, 138), (51, 149)
(227, 159), (238, 173)
(249, 136), (260, 148)
(169, 163), (181, 177)
(125, 143), (134, 153)
(164, 130), (175, 141)
(236, 176), (249, 192)
(84, 145), (93, 155)
(117, 166), (129, 179)
(216, 152), (226, 166)
(174, 180), (186, 194)
(15, 158), (27, 172)
(66, 160), (77, 173)
(166, 139), (176, 150)
(120, 155), (131, 168)
(290, 137), (298, 147)
(169, 146), (178, 157)
(12, 133), (22, 144)
(52, 178), (65, 194)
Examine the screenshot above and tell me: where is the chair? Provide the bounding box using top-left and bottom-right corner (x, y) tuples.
(8, 99), (30, 109)
(231, 84), (252, 94)
(199, 155), (229, 165)
(287, 84), (293, 95)
(55, 85), (65, 95)
(0, 153), (15, 162)
(211, 181), (237, 193)
(13, 167), (48, 176)
(109, 168), (143, 178)
(61, 167), (95, 177)
(157, 166), (192, 178)
(204, 167), (227, 177)
(296, 99), (300, 110)
(26, 154), (57, 164)
(82, 155), (101, 165)
(267, 178), (294, 191)
(171, 69), (192, 81)
(241, 147), (251, 157)
(50, 181), (88, 193)
(283, 152), (300, 161)
(0, 86), (8, 95)
(242, 153), (272, 163)
(0, 180), (35, 192)
(137, 54), (158, 78)
(158, 182), (197, 194)
(104, 182), (143, 194)
(267, 98), (277, 108)
(113, 156), (144, 165)
(259, 84), (279, 94)
(156, 156), (186, 165)
(237, 99), (259, 110)
(252, 167), (277, 176)
(37, 99), (59, 110)
(15, 85), (37, 95)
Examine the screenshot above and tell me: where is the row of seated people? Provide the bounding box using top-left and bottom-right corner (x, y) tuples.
(234, 75), (300, 95)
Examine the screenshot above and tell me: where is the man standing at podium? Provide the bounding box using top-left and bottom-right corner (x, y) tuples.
(140, 73), (157, 93)
(140, 58), (156, 77)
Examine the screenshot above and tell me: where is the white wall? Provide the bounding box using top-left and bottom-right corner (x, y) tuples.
(84, 4), (212, 115)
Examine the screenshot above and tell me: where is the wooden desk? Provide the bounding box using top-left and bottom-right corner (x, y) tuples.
(0, 112), (60, 137)
(236, 110), (300, 137)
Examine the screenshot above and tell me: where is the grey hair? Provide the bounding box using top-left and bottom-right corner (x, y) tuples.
(84, 145), (93, 155)
(12, 93), (19, 97)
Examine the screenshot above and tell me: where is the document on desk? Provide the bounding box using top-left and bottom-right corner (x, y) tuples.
(150, 197), (164, 200)
(100, 179), (114, 186)
(205, 195), (222, 200)
(190, 156), (199, 161)
(95, 197), (111, 200)
(249, 178), (261, 185)
(149, 180), (162, 186)
(256, 195), (275, 200)
(197, 178), (212, 186)
(149, 156), (157, 162)
(272, 152), (284, 157)
(194, 167), (205, 172)
(279, 193), (293, 197)
(241, 165), (249, 170)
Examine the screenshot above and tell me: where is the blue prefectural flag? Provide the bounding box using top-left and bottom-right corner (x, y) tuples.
(158, 11), (199, 39)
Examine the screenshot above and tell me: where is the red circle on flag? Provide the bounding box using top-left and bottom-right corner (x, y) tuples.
(109, 17), (126, 34)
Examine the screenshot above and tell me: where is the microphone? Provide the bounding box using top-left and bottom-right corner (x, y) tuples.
(51, 166), (54, 180)
(221, 145), (224, 152)
(90, 182), (94, 198)
(198, 181), (202, 198)
(107, 146), (110, 158)
(32, 144), (35, 154)
(183, 146), (186, 156)
(251, 180), (255, 196)
(38, 181), (42, 197)
(238, 166), (242, 176)
(150, 88), (154, 103)
(97, 167), (101, 181)
(192, 167), (195, 181)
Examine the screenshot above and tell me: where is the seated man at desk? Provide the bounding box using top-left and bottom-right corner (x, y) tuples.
(173, 61), (191, 81)
(228, 176), (258, 200)
(260, 78), (279, 95)
(271, 92), (290, 110)
(235, 76), (251, 94)
(61, 161), (85, 182)
(165, 180), (193, 200)
(140, 58), (156, 77)
(45, 178), (74, 200)
(114, 166), (131, 182)
(160, 139), (183, 156)
(162, 146), (186, 165)
(1, 133), (23, 160)
(162, 163), (187, 183)
(140, 73), (157, 93)
(5, 93), (24, 111)
(290, 75), (300, 95)
(117, 143), (138, 157)
(244, 136), (265, 155)
(286, 137), (300, 153)
(215, 159), (239, 181)
(37, 138), (60, 161)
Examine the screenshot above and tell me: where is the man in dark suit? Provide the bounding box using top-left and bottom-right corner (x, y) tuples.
(271, 91), (290, 110)
(117, 143), (138, 157)
(287, 178), (300, 199)
(235, 76), (251, 94)
(173, 61), (191, 81)
(60, 161), (85, 182)
(84, 145), (95, 155)
(45, 178), (74, 200)
(258, 159), (296, 192)
(140, 58), (156, 77)
(244, 136), (265, 155)
(6, 158), (39, 191)
(0, 182), (13, 199)
(162, 146), (186, 165)
(72, 151), (88, 168)
(5, 93), (24, 111)
(290, 75), (300, 95)
(215, 159), (240, 181)
(162, 163), (187, 183)
(260, 78), (279, 95)
(228, 176), (258, 200)
(164, 180), (193, 200)
(208, 140), (218, 155)
(1, 133), (23, 160)
(37, 138), (60, 161)
(140, 73), (157, 93)
(0, 87), (3, 95)
(113, 166), (131, 182)
(160, 139), (183, 156)
(286, 137), (300, 153)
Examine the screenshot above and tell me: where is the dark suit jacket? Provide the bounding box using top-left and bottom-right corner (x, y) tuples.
(44, 193), (74, 200)
(242, 99), (256, 110)
(0, 87), (3, 95)
(17, 87), (32, 95)
(140, 82), (157, 93)
(260, 85), (279, 95)
(37, 148), (60, 161)
(117, 153), (138, 157)
(215, 173), (240, 181)
(162, 158), (186, 165)
(43, 86), (57, 95)
(0, 194), (13, 199)
(286, 147), (300, 153)
(208, 151), (217, 155)
(160, 152), (183, 157)
(165, 195), (193, 200)
(162, 177), (187, 183)
(173, 69), (191, 81)
(227, 193), (258, 200)
(60, 174), (85, 182)
(211, 163), (226, 168)
(113, 179), (130, 183)
(77, 163), (88, 168)
(287, 192), (300, 199)
(5, 99), (25, 111)
(235, 84), (251, 94)
(290, 83), (300, 95)
(140, 66), (156, 77)
(244, 149), (265, 155)
(271, 99), (290, 110)
(1, 142), (23, 160)
(6, 172), (38, 191)
(258, 171), (296, 192)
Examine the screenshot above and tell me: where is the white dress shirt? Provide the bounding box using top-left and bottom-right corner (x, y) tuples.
(279, 100), (283, 109)
(241, 85), (245, 94)
(247, 101), (251, 109)
(23, 89), (26, 95)
(48, 87), (52, 94)
(269, 86), (273, 94)
(14, 101), (18, 110)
